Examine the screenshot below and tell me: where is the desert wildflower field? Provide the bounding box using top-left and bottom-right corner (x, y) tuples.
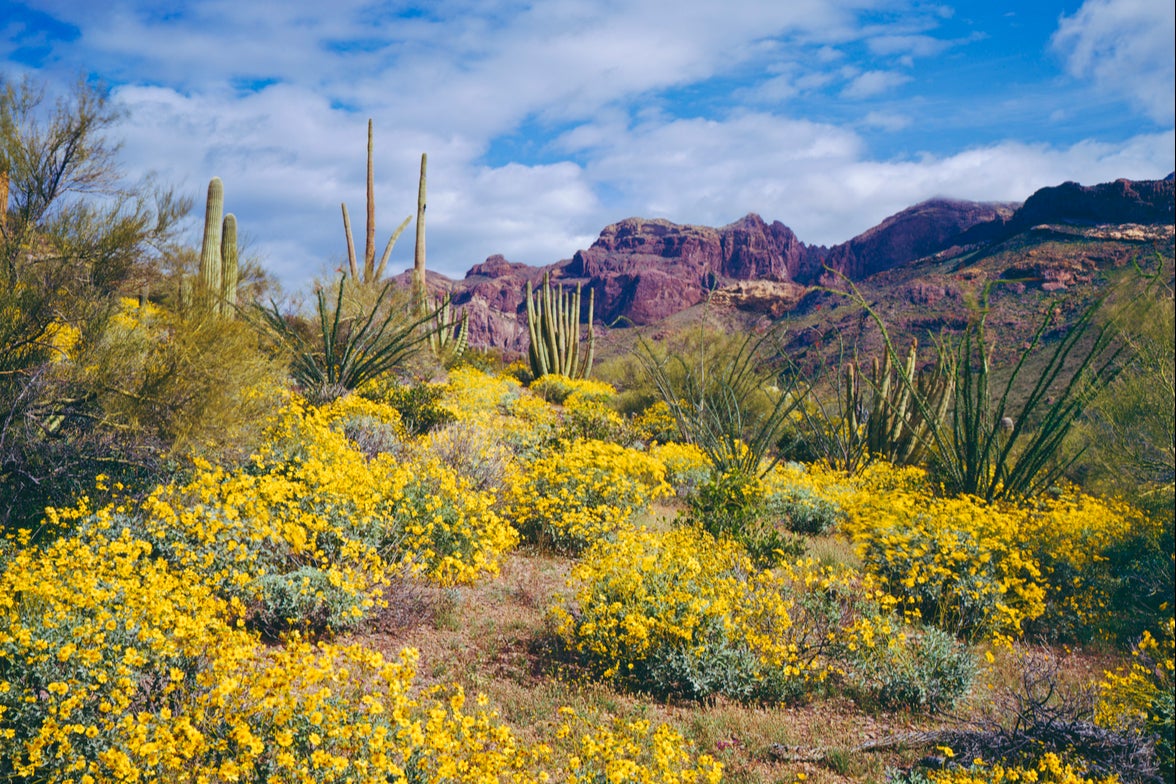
(2, 77), (1172, 784)
(1, 353), (1172, 783)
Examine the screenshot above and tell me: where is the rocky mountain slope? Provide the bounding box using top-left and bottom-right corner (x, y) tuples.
(423, 175), (1174, 354)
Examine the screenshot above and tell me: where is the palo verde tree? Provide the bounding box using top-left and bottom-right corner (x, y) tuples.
(0, 75), (190, 529)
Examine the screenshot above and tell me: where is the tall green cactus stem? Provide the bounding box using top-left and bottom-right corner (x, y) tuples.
(412, 153), (427, 314)
(844, 339), (951, 466)
(364, 119), (376, 282)
(198, 177), (224, 311)
(426, 294), (469, 362)
(220, 213), (239, 315)
(342, 120), (413, 285)
(525, 272), (595, 379)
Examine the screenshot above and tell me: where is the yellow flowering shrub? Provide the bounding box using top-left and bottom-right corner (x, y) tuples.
(556, 707), (723, 784)
(832, 459), (1158, 642)
(631, 400), (679, 444)
(507, 439), (671, 554)
(1018, 491), (1159, 641)
(530, 374), (616, 405)
(392, 455), (519, 586)
(1095, 618), (1174, 771)
(441, 365), (523, 421)
(926, 752), (1120, 783)
(552, 525), (949, 704)
(650, 441), (710, 497)
(560, 391), (629, 444)
(844, 488), (1047, 640)
(0, 526), (253, 780)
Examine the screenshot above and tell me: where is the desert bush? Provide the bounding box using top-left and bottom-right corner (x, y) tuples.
(506, 438), (670, 554)
(245, 565), (366, 641)
(844, 624), (976, 713)
(650, 440), (710, 496)
(554, 525), (926, 706)
(551, 708), (723, 784)
(361, 377), (455, 436)
(419, 419), (515, 493)
(559, 389), (631, 444)
(390, 454), (519, 586)
(922, 755), (1122, 784)
(631, 400), (679, 443)
(767, 483), (847, 535)
(1096, 619), (1175, 780)
(844, 487), (1047, 641)
(685, 467), (805, 567)
(530, 373), (615, 405)
(1077, 272), (1174, 520)
(83, 298), (288, 458)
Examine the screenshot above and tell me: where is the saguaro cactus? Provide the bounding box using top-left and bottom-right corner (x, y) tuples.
(198, 177), (224, 311)
(341, 120), (412, 286)
(525, 271), (595, 379)
(196, 177), (240, 316)
(220, 213), (239, 312)
(412, 152), (427, 314)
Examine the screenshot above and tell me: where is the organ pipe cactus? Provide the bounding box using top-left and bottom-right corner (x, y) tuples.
(197, 177), (240, 316)
(525, 271), (595, 379)
(843, 339), (952, 466)
(426, 293), (469, 363)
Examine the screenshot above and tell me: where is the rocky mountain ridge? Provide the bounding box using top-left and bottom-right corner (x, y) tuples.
(423, 175), (1175, 353)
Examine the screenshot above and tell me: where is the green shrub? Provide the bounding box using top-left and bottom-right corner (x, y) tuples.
(246, 566), (366, 641)
(687, 469), (805, 567)
(768, 485), (847, 535)
(367, 380), (455, 436)
(845, 625), (976, 713)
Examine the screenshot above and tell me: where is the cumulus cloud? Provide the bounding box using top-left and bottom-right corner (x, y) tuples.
(1052, 0), (1176, 124)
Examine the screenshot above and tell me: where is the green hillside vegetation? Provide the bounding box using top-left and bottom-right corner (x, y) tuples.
(2, 78), (1173, 784)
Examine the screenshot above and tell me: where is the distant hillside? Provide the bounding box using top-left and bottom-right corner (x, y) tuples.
(410, 175), (1174, 354)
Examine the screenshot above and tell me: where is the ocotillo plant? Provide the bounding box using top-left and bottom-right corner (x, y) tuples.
(525, 271), (595, 380)
(197, 177), (239, 316)
(340, 120), (412, 286)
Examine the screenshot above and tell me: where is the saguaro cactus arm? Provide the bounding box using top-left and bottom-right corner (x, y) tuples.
(220, 213), (239, 314)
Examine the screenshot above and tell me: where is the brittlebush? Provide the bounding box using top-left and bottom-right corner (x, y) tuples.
(507, 438), (671, 554)
(552, 525), (946, 704)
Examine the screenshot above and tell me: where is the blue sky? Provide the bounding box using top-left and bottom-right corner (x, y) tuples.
(2, 0), (1173, 290)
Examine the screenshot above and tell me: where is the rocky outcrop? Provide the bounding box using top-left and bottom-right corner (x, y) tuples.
(1007, 177), (1174, 230)
(564, 214), (826, 325)
(823, 199), (1017, 283)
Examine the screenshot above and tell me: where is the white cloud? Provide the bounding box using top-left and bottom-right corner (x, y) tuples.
(840, 69), (912, 99)
(1052, 0), (1176, 124)
(9, 0), (1174, 295)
